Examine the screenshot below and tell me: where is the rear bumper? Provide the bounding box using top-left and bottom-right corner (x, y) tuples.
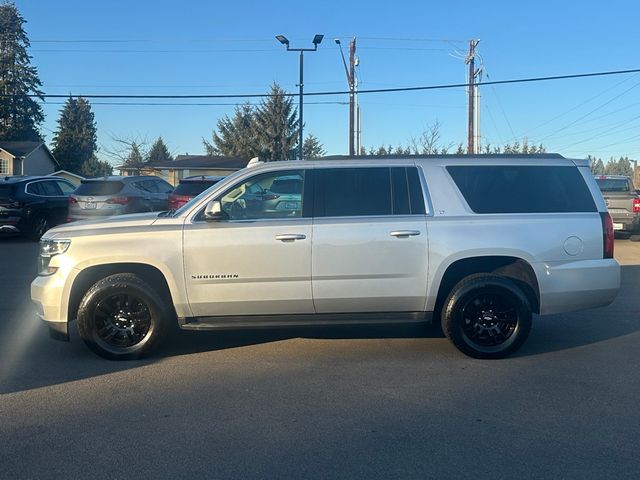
(535, 259), (620, 315)
(609, 214), (640, 232)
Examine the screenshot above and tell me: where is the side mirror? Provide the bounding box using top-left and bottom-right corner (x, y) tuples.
(204, 200), (228, 221)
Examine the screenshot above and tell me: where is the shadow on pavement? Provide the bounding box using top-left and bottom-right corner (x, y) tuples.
(1, 231), (638, 394)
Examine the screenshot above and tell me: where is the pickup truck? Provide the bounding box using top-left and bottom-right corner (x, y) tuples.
(595, 175), (640, 234)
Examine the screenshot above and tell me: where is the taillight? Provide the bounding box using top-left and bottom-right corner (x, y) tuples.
(106, 196), (130, 205)
(68, 197), (78, 204)
(633, 198), (640, 213)
(600, 212), (614, 259)
(168, 194), (192, 209)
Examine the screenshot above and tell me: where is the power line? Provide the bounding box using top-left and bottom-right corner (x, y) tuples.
(4, 67), (640, 100)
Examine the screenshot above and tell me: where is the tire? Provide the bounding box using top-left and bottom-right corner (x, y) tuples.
(29, 214), (49, 241)
(441, 274), (532, 359)
(77, 273), (171, 360)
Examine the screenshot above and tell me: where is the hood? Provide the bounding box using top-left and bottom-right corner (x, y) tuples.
(44, 212), (161, 239)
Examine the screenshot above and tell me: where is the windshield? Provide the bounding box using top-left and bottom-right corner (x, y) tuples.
(596, 178), (631, 192)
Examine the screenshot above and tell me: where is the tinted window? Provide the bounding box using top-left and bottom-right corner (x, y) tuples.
(595, 178), (631, 192)
(447, 165), (597, 214)
(174, 180), (219, 196)
(39, 181), (62, 196)
(154, 179), (174, 194)
(75, 181), (124, 196)
(407, 167), (426, 214)
(26, 182), (43, 195)
(391, 168), (410, 215)
(55, 180), (75, 194)
(314, 168), (392, 217)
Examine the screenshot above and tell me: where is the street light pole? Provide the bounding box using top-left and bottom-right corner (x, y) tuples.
(335, 38), (356, 156)
(276, 34), (324, 160)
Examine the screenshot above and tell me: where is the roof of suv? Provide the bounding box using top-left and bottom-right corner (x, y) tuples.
(81, 175), (159, 182)
(318, 153), (566, 161)
(1, 175), (63, 184)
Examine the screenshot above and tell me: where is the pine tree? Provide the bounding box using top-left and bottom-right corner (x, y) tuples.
(254, 83), (299, 161)
(588, 155), (606, 175)
(51, 97), (97, 173)
(0, 2), (44, 140)
(147, 136), (173, 163)
(302, 134), (325, 159)
(123, 142), (144, 166)
(203, 103), (259, 158)
(79, 155), (113, 177)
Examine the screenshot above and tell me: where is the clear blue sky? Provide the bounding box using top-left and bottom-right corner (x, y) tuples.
(14, 0), (640, 163)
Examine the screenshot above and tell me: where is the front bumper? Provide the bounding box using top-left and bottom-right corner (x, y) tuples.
(31, 268), (77, 341)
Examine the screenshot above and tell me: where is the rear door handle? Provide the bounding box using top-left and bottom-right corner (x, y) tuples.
(275, 234), (307, 242)
(390, 230), (421, 238)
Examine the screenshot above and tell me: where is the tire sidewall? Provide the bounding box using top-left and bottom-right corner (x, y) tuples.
(77, 275), (168, 360)
(443, 276), (532, 359)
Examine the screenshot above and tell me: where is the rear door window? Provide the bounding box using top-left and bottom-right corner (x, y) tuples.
(447, 165), (597, 213)
(39, 181), (63, 196)
(313, 167), (426, 217)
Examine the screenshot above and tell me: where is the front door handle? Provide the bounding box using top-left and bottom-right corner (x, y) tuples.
(275, 234), (307, 242)
(390, 230), (421, 238)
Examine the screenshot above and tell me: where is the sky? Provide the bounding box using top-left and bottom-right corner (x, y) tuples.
(13, 0), (640, 164)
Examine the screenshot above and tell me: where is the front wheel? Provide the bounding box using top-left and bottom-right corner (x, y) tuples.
(29, 214), (49, 240)
(77, 273), (171, 360)
(441, 274), (532, 359)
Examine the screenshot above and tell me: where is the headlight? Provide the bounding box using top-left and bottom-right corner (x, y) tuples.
(38, 239), (71, 276)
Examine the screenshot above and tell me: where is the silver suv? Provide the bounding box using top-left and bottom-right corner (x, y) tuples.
(31, 155), (620, 360)
(68, 176), (174, 221)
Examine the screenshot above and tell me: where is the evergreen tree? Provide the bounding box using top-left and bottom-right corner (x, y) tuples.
(0, 2), (44, 141)
(203, 103), (259, 158)
(588, 155), (606, 175)
(254, 83), (299, 161)
(79, 155), (113, 177)
(604, 156), (633, 176)
(51, 97), (97, 173)
(123, 142), (144, 166)
(147, 136), (173, 163)
(302, 134), (325, 159)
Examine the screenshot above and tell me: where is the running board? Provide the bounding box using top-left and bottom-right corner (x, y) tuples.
(179, 311), (432, 331)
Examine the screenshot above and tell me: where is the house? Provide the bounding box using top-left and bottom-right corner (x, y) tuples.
(0, 141), (58, 177)
(48, 170), (85, 186)
(117, 155), (249, 186)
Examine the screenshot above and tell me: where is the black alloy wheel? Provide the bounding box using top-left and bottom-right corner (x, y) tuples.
(77, 273), (172, 360)
(441, 274), (532, 359)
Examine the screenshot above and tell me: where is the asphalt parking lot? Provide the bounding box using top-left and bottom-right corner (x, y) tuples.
(1, 237), (639, 479)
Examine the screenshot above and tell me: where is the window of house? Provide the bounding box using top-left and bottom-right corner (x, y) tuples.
(0, 159), (8, 175)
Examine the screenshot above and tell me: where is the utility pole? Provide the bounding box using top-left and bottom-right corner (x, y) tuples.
(466, 39), (479, 154)
(348, 38), (356, 156)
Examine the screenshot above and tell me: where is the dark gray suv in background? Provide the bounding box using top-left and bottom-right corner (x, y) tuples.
(68, 175), (173, 221)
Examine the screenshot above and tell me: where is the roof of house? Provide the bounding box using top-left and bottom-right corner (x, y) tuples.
(49, 170), (85, 180)
(0, 141), (46, 157)
(118, 155), (249, 171)
(0, 140), (59, 166)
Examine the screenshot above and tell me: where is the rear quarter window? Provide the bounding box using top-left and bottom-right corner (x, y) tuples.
(447, 165), (597, 213)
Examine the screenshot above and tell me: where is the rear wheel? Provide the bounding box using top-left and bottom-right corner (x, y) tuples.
(441, 274), (532, 359)
(77, 273), (171, 360)
(29, 214), (49, 240)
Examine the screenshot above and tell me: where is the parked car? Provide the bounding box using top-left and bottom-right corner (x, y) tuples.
(32, 154), (620, 360)
(167, 175), (224, 211)
(68, 176), (174, 221)
(0, 176), (76, 240)
(594, 175), (640, 233)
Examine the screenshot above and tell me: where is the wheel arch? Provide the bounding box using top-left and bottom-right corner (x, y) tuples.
(432, 255), (540, 317)
(68, 263), (176, 324)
